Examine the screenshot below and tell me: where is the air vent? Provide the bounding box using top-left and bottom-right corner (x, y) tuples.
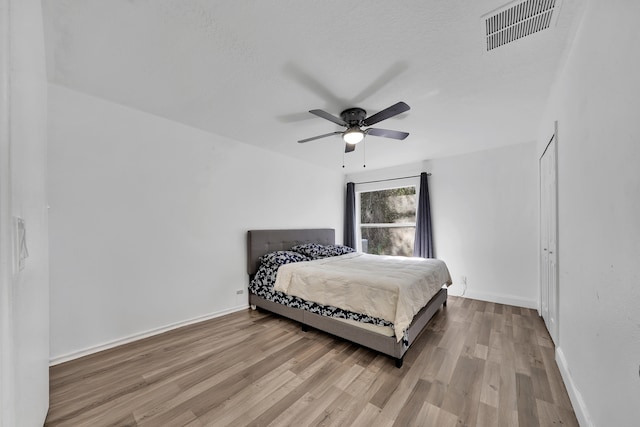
(483, 0), (562, 51)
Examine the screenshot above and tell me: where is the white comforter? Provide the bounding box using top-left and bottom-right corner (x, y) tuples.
(274, 252), (452, 341)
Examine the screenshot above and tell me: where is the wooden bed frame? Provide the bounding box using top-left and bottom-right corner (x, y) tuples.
(247, 228), (447, 368)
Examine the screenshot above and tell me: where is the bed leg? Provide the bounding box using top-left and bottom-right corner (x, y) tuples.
(443, 299), (447, 307)
(250, 304), (257, 310)
(301, 324), (309, 332)
(395, 357), (404, 369)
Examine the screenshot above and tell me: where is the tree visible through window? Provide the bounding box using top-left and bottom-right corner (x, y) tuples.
(359, 186), (416, 256)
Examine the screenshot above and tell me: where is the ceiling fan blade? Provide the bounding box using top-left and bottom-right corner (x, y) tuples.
(362, 102), (410, 126)
(298, 131), (342, 143)
(309, 109), (347, 126)
(366, 128), (409, 140)
(345, 143), (356, 153)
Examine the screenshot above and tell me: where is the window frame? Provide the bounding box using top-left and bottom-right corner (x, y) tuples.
(355, 176), (421, 254)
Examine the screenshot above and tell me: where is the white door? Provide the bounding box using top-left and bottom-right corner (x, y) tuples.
(1, 1), (50, 426)
(540, 130), (559, 345)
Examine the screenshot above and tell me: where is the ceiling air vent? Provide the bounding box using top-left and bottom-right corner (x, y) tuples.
(483, 0), (562, 51)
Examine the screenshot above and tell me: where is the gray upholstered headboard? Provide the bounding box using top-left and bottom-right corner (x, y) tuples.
(247, 228), (335, 275)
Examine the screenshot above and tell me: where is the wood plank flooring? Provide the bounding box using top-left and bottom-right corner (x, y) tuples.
(45, 297), (578, 426)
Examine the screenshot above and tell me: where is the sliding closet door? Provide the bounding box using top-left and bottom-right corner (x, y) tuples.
(540, 129), (559, 345)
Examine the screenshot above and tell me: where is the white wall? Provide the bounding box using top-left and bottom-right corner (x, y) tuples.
(427, 143), (539, 307)
(0, 0), (50, 426)
(537, 1), (640, 426)
(48, 85), (344, 362)
(346, 141), (539, 309)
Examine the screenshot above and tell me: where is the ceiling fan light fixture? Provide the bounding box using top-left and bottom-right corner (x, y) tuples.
(343, 127), (364, 144)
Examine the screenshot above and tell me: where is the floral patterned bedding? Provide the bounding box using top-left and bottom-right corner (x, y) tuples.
(249, 247), (397, 333)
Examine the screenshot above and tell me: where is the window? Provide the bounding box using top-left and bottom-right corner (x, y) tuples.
(356, 178), (418, 256)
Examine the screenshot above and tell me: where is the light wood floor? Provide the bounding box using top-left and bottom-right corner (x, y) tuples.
(45, 297), (578, 427)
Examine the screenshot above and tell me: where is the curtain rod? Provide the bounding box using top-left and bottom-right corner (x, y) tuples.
(353, 173), (431, 185)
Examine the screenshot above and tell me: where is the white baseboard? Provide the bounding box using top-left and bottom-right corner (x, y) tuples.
(556, 347), (593, 427)
(49, 304), (249, 366)
(452, 289), (538, 309)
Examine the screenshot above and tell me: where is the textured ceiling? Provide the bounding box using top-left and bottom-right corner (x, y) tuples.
(42, 0), (584, 173)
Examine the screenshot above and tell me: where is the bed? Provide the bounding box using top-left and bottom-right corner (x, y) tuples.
(246, 228), (451, 368)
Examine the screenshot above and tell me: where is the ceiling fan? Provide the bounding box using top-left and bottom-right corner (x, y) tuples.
(298, 101), (410, 153)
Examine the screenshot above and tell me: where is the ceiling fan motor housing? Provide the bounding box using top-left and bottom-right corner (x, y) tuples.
(340, 108), (367, 126)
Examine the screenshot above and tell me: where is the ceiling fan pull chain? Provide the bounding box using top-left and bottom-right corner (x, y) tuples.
(342, 151), (345, 168)
(363, 140), (366, 168)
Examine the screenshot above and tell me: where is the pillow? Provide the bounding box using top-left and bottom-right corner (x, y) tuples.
(291, 243), (356, 259)
(259, 250), (310, 267)
(290, 243), (327, 259)
(322, 244), (356, 257)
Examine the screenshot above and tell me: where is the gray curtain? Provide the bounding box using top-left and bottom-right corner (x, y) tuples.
(413, 172), (433, 258)
(344, 182), (356, 249)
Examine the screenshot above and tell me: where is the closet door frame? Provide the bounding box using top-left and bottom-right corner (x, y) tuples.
(540, 122), (559, 345)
